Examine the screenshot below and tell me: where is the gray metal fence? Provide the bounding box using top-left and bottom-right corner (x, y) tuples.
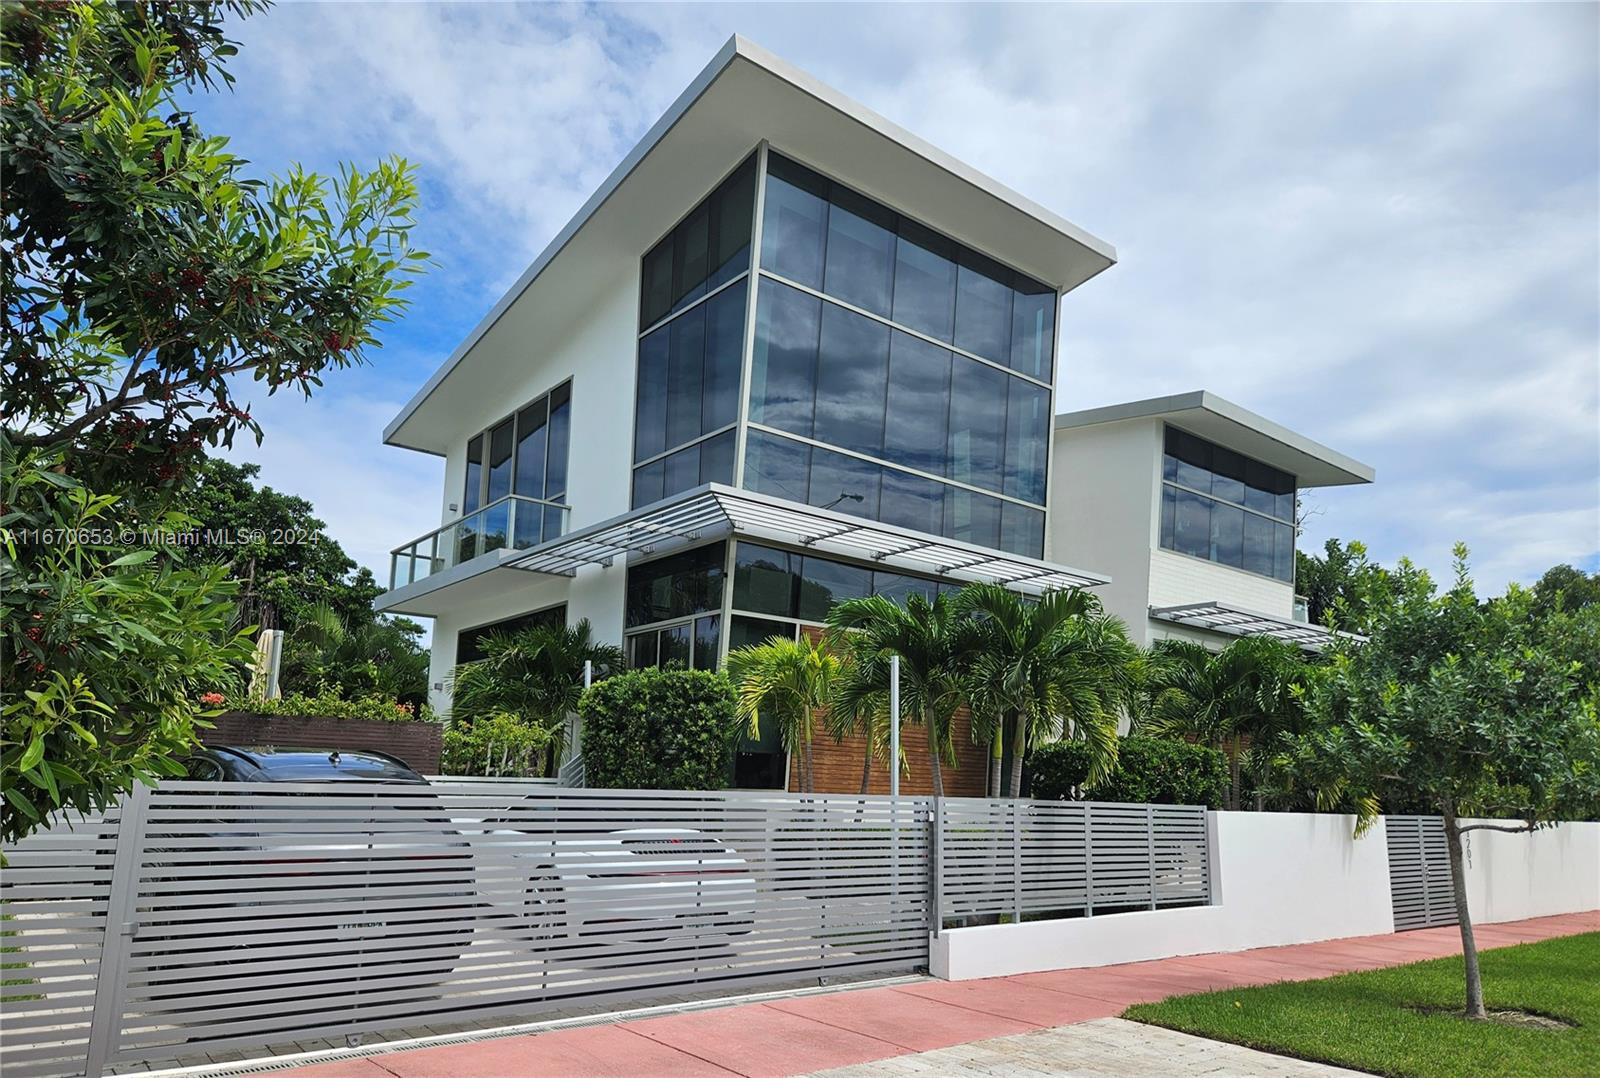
(1385, 815), (1457, 930)
(0, 783), (1212, 1077)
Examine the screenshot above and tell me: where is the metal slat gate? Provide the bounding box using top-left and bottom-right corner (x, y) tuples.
(1385, 815), (1457, 930)
(1, 784), (1214, 1077)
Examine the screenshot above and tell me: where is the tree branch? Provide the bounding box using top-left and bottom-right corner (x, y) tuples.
(1456, 822), (1536, 835)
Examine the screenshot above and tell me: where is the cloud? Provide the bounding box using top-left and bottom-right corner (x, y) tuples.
(189, 1), (1597, 605)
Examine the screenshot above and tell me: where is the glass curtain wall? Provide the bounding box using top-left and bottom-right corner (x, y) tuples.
(745, 152), (1056, 558)
(1159, 426), (1296, 581)
(460, 381), (572, 559)
(632, 155), (757, 509)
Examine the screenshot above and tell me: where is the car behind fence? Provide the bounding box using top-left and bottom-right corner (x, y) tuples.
(0, 781), (1210, 1078)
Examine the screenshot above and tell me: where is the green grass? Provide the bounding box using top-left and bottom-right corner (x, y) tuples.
(1124, 931), (1599, 1078)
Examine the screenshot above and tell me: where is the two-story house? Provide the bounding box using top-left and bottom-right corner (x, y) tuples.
(376, 37), (1373, 794)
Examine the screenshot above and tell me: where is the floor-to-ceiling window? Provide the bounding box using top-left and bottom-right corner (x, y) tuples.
(632, 156), (756, 509)
(1159, 426), (1296, 582)
(622, 543), (726, 672)
(744, 152), (1057, 558)
(458, 381), (572, 562)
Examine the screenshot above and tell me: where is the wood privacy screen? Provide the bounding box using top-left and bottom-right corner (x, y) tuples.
(0, 783), (1213, 1078)
(1385, 815), (1458, 931)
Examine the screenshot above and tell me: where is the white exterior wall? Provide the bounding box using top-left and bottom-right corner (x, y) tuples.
(932, 813), (1600, 981)
(1147, 548), (1296, 621)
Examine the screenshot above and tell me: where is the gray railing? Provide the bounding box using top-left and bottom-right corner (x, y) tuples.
(1, 786), (1212, 1078)
(389, 494), (570, 590)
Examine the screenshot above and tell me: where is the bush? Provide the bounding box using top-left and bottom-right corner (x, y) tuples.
(442, 714), (551, 777)
(225, 688), (433, 723)
(579, 668), (737, 790)
(1030, 736), (1228, 808)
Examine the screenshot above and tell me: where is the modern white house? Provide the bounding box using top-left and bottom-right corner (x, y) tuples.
(375, 36), (1373, 792)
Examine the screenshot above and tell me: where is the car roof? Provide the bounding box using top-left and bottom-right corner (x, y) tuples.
(200, 746), (429, 784)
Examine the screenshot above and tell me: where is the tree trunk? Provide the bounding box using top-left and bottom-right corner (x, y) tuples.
(988, 722), (1003, 799)
(860, 735), (873, 795)
(928, 737), (945, 798)
(1226, 734), (1242, 811)
(803, 736), (815, 794)
(1008, 713), (1028, 799)
(1442, 801), (1487, 1020)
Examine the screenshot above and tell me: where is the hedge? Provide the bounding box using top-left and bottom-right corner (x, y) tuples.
(223, 688), (432, 723)
(578, 667), (737, 790)
(1030, 736), (1227, 808)
(442, 714), (551, 778)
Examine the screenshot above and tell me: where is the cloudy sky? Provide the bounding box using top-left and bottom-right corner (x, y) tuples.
(190, 1), (1599, 602)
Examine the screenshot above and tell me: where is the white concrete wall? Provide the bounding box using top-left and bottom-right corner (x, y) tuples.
(1461, 819), (1600, 925)
(1148, 548), (1296, 620)
(933, 812), (1600, 980)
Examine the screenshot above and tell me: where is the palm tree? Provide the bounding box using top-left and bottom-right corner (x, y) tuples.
(959, 584), (1138, 798)
(725, 635), (843, 793)
(449, 619), (624, 775)
(825, 592), (976, 797)
(288, 601), (431, 706)
(1141, 636), (1306, 809)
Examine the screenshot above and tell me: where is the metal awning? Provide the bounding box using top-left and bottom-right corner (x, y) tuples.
(1149, 600), (1360, 651)
(507, 483), (1109, 593)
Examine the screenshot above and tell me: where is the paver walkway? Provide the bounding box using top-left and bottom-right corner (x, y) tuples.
(265, 910), (1597, 1078)
(803, 1017), (1369, 1077)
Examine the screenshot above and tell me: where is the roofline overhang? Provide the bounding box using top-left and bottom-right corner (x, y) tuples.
(1056, 390), (1375, 488)
(383, 35), (1117, 455)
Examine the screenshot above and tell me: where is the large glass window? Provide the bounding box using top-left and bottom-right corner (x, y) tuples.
(633, 156), (756, 509)
(1160, 426), (1296, 582)
(625, 542), (726, 628)
(732, 542), (950, 624)
(457, 605), (566, 665)
(460, 381), (572, 550)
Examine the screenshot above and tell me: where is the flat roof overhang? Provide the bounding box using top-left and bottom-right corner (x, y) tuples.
(384, 35), (1117, 456)
(1056, 390), (1375, 489)
(1149, 600), (1362, 652)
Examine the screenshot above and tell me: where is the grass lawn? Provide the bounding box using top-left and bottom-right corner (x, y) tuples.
(1124, 931), (1599, 1078)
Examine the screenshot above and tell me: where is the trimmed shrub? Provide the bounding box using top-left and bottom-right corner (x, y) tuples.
(1030, 736), (1227, 808)
(225, 688), (433, 723)
(579, 668), (737, 790)
(442, 714), (551, 777)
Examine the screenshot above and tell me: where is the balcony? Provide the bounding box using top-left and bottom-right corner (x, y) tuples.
(389, 494), (570, 591)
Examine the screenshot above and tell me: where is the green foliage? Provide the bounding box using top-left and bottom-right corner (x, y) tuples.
(578, 668), (737, 791)
(1, 447), (254, 845)
(1295, 539), (1396, 631)
(285, 600), (428, 707)
(1030, 736), (1228, 808)
(441, 714), (551, 778)
(226, 687), (431, 723)
(1529, 563), (1600, 621)
(725, 635), (843, 793)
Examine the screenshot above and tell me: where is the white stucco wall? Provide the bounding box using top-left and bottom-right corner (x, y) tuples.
(1460, 819), (1600, 926)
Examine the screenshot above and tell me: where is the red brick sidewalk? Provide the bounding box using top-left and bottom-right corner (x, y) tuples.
(269, 911), (1597, 1078)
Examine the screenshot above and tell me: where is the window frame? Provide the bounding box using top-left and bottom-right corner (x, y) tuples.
(460, 379), (574, 515)
(1158, 423), (1298, 583)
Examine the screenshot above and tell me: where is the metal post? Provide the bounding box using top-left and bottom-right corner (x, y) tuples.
(1083, 802), (1095, 918)
(583, 659), (592, 690)
(1146, 804), (1158, 911)
(888, 655), (900, 799)
(84, 782), (151, 1078)
(1012, 801), (1023, 923)
(929, 797), (944, 939)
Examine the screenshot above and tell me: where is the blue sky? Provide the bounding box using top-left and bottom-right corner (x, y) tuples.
(190, 2), (1599, 603)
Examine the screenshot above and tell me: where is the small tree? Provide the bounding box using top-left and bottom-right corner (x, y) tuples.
(725, 635), (842, 793)
(1278, 547), (1600, 1020)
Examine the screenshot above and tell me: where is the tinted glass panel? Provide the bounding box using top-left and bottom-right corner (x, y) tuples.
(945, 487), (1002, 550)
(659, 622), (693, 669)
(883, 332), (950, 476)
(744, 428), (811, 503)
(1160, 484), (1176, 548)
(1172, 487), (1211, 558)
(1277, 491), (1296, 522)
(822, 185), (895, 317)
(873, 572), (937, 607)
(948, 356), (1008, 491)
(1009, 276), (1056, 380)
(809, 445), (880, 520)
(626, 631), (658, 670)
(733, 543), (796, 617)
(1274, 522), (1295, 582)
(463, 435), (483, 514)
(797, 556), (871, 622)
(729, 615), (798, 650)
(641, 241), (674, 330)
(666, 304), (705, 448)
(1243, 512), (1275, 578)
(632, 460), (664, 509)
(625, 543), (726, 627)
(699, 429), (735, 486)
(892, 219), (957, 342)
(1209, 502), (1244, 569)
(514, 398), (548, 499)
(999, 501), (1044, 559)
(670, 203), (710, 316)
(879, 467), (946, 536)
(749, 279), (820, 437)
(693, 615), (722, 671)
(662, 442), (700, 499)
(635, 328), (669, 462)
(760, 154), (827, 289)
(709, 158), (755, 290)
(458, 605), (566, 665)
(703, 286), (745, 432)
(545, 383), (570, 498)
(1003, 377), (1049, 505)
(813, 302), (889, 457)
(954, 251), (1013, 364)
(1210, 447), (1247, 505)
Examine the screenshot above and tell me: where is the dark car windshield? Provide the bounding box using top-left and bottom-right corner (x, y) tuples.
(233, 750), (428, 784)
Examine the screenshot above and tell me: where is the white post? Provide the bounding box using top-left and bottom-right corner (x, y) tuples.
(889, 654), (900, 799)
(583, 660), (593, 690)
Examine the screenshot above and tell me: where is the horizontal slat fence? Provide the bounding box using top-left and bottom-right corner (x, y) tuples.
(1385, 815), (1457, 930)
(0, 784), (1214, 1077)
(936, 799), (1211, 925)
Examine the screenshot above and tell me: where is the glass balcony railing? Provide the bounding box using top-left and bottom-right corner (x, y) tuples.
(389, 494), (571, 591)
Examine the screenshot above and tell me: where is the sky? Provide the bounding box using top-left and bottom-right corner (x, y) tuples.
(189, 1), (1600, 606)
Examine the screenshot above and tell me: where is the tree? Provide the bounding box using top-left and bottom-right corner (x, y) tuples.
(1, 1), (424, 844)
(725, 635), (843, 794)
(1276, 547), (1600, 1020)
(1142, 636), (1309, 811)
(1528, 563), (1600, 621)
(959, 584), (1137, 798)
(1296, 538), (1393, 630)
(291, 601), (428, 707)
(449, 620), (623, 775)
